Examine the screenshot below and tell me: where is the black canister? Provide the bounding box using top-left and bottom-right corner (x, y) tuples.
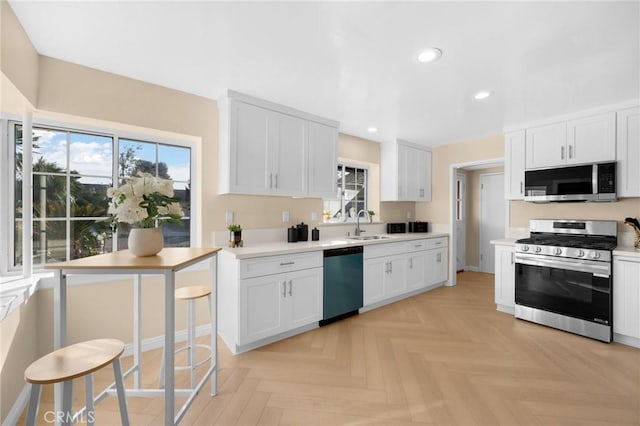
(296, 222), (309, 241)
(311, 227), (320, 241)
(287, 226), (298, 243)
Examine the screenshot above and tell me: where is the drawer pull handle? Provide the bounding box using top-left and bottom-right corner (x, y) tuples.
(280, 261), (295, 266)
(414, 245), (423, 248)
(435, 242), (442, 245)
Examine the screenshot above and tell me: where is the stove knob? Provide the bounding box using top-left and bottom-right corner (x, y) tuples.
(592, 252), (601, 259)
(554, 248), (562, 255)
(522, 245), (529, 252)
(535, 247), (542, 253)
(577, 250), (585, 257)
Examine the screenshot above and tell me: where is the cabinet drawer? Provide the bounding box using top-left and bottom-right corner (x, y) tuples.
(406, 239), (429, 252)
(364, 242), (407, 259)
(424, 237), (448, 250)
(240, 251), (322, 279)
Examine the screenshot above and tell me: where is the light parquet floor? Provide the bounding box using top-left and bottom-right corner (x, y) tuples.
(19, 272), (640, 425)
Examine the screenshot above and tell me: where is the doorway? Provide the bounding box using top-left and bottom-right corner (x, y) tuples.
(447, 158), (506, 286)
(479, 173), (505, 273)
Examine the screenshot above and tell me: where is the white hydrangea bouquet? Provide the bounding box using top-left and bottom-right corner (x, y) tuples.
(107, 172), (184, 229)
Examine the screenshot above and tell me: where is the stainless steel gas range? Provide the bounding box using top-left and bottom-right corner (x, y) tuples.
(514, 219), (617, 342)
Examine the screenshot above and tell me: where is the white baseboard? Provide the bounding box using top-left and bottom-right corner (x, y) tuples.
(2, 383), (30, 426)
(464, 265), (480, 272)
(3, 325), (213, 424)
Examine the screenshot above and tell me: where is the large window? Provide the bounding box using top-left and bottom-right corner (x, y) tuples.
(323, 163), (368, 221)
(10, 122), (191, 270)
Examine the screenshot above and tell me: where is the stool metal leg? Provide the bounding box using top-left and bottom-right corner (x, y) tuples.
(61, 380), (73, 426)
(112, 358), (130, 426)
(84, 374), (95, 426)
(158, 344), (166, 389)
(26, 383), (42, 426)
(208, 291), (217, 395)
(188, 299), (196, 388)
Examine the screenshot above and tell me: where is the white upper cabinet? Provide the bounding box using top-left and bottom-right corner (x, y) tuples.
(504, 130), (526, 200)
(525, 112), (616, 170)
(218, 91), (338, 197)
(566, 112), (616, 164)
(307, 122), (338, 198)
(616, 106), (640, 198)
(381, 140), (432, 201)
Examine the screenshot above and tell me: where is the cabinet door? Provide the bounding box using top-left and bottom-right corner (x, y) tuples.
(525, 122), (567, 169)
(230, 101), (270, 194)
(407, 251), (427, 290)
(424, 247), (448, 286)
(494, 245), (515, 309)
(505, 131), (525, 200)
(567, 112), (616, 164)
(613, 258), (640, 339)
(239, 275), (287, 345)
(270, 112), (307, 196)
(385, 255), (407, 298)
(397, 143), (412, 200)
(616, 107), (640, 198)
(287, 268), (323, 330)
(308, 122), (337, 198)
(364, 258), (387, 306)
(417, 149), (432, 201)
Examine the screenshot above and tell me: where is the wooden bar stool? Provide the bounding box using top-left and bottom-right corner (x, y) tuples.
(159, 285), (213, 389)
(24, 338), (129, 426)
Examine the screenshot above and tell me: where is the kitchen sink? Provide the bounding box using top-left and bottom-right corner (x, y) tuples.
(349, 235), (391, 241)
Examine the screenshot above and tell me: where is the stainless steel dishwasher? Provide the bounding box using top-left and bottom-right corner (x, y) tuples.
(320, 246), (363, 326)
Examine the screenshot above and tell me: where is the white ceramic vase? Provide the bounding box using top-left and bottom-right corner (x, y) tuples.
(128, 228), (163, 257)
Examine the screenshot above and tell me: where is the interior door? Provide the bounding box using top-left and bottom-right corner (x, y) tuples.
(480, 173), (505, 273)
(455, 173), (466, 272)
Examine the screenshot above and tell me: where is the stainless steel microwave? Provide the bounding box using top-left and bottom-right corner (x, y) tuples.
(524, 162), (616, 203)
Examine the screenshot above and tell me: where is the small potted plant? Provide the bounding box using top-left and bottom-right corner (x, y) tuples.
(322, 209), (332, 223)
(367, 210), (376, 223)
(227, 224), (243, 248)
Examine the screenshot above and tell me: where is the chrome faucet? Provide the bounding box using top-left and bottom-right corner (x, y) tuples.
(355, 209), (369, 236)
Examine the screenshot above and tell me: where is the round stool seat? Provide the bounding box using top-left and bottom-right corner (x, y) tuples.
(25, 338), (125, 385)
(175, 285), (211, 301)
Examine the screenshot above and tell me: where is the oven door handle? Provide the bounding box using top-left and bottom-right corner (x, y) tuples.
(514, 253), (611, 277)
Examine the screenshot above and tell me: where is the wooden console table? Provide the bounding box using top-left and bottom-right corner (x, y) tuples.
(47, 247), (221, 425)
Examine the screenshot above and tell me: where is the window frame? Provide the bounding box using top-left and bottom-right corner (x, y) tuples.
(2, 117), (197, 277)
(324, 162), (369, 223)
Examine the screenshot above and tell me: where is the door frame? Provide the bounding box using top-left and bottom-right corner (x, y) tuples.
(479, 172), (505, 273)
(448, 158), (505, 287)
(455, 173), (466, 272)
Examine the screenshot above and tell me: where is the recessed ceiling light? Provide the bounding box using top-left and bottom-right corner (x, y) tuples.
(367, 127), (378, 133)
(474, 90), (493, 100)
(417, 48), (443, 63)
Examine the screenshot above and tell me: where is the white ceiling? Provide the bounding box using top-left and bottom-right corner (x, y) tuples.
(8, 1), (640, 147)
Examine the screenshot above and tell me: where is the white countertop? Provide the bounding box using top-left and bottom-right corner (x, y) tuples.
(490, 238), (518, 246)
(222, 232), (449, 259)
(613, 246), (640, 258)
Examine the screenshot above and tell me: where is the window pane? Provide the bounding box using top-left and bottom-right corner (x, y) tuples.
(158, 145), (190, 182)
(119, 139), (156, 177)
(163, 219), (190, 247)
(32, 128), (68, 172)
(71, 176), (111, 217)
(33, 220), (67, 265)
(14, 220), (23, 267)
(33, 174), (67, 218)
(69, 132), (113, 177)
(70, 220), (112, 260)
(116, 222), (132, 251)
(173, 183), (191, 218)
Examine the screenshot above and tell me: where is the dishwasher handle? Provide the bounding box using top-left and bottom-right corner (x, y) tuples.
(324, 246), (363, 257)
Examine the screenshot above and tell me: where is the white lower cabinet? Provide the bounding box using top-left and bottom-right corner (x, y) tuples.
(494, 244), (515, 313)
(364, 238), (448, 308)
(239, 267), (322, 346)
(613, 256), (640, 345)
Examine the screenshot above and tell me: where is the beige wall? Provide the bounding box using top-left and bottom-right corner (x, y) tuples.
(0, 0), (39, 106)
(416, 134), (504, 225)
(465, 167), (504, 268)
(511, 198), (640, 231)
